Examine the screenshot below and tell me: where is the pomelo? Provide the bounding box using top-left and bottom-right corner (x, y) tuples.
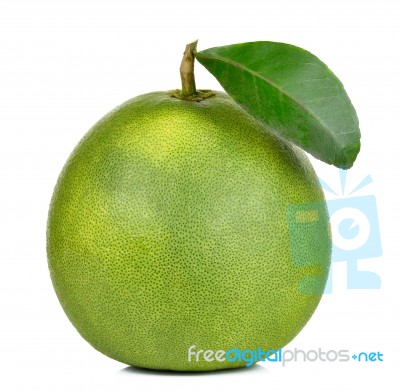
(47, 91), (331, 371)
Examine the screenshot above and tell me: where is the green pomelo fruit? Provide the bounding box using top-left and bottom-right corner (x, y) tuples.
(47, 91), (331, 371)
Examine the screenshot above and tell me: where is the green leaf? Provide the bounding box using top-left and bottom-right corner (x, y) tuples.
(195, 41), (360, 168)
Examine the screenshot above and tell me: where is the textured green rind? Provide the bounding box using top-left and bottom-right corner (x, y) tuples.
(47, 91), (331, 371)
(196, 41), (361, 169)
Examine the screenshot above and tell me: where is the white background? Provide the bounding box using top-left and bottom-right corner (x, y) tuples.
(1, 0), (399, 391)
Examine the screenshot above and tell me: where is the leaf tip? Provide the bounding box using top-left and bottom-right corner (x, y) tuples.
(336, 139), (361, 169)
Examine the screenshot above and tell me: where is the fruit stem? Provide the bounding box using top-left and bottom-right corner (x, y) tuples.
(169, 41), (215, 102)
(180, 40), (198, 97)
